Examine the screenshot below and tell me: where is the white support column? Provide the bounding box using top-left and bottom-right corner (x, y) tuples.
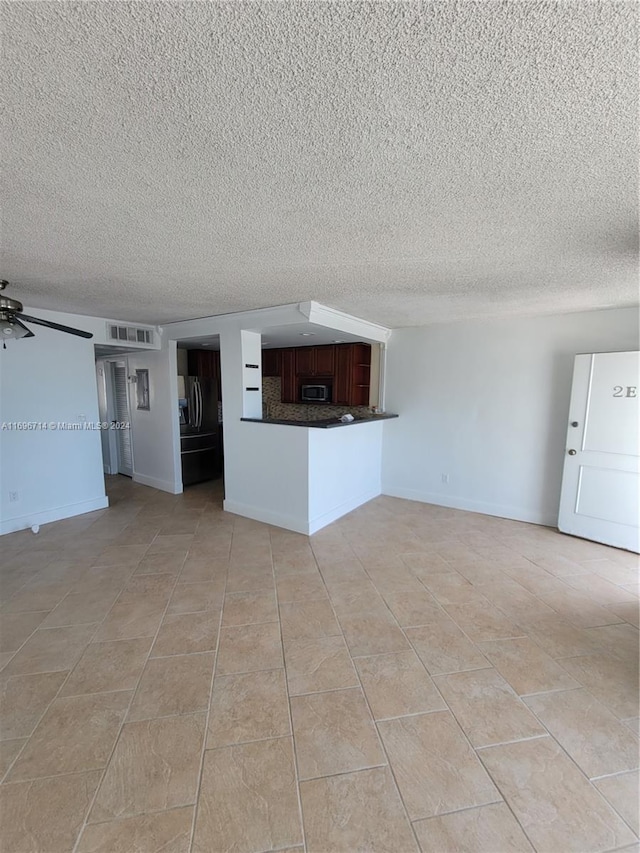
(219, 328), (262, 422)
(240, 330), (263, 419)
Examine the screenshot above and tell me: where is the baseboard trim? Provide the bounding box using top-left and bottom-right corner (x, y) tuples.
(308, 487), (381, 535)
(222, 499), (309, 534)
(133, 473), (182, 495)
(0, 496), (110, 536)
(381, 485), (556, 527)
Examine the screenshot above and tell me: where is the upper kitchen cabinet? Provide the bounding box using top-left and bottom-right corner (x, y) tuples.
(188, 349), (214, 378)
(262, 348), (281, 377)
(333, 345), (352, 405)
(295, 346), (314, 376)
(280, 349), (297, 403)
(334, 343), (371, 406)
(187, 349), (221, 400)
(315, 345), (335, 376)
(295, 344), (335, 377)
(267, 342), (372, 406)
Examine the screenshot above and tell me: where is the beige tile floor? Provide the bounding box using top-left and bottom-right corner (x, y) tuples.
(1, 475), (639, 853)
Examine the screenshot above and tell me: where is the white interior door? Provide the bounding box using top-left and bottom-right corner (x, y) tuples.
(558, 351), (639, 552)
(111, 361), (134, 477)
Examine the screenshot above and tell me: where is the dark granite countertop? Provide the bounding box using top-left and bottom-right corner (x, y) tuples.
(240, 413), (398, 429)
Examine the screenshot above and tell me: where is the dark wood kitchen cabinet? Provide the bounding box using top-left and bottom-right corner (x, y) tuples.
(273, 342), (371, 406)
(212, 351), (221, 400)
(333, 344), (352, 405)
(187, 349), (221, 400)
(295, 344), (335, 377)
(314, 345), (335, 376)
(188, 349), (215, 378)
(262, 348), (281, 377)
(295, 347), (315, 376)
(334, 343), (371, 406)
(280, 349), (297, 403)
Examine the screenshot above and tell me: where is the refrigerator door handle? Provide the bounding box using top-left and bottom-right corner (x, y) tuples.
(193, 379), (198, 429)
(189, 380), (196, 428)
(197, 379), (203, 429)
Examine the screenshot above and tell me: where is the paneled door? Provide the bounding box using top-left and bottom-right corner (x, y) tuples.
(558, 351), (639, 552)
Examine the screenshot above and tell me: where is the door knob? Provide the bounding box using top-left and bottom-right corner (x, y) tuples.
(571, 421), (579, 427)
(568, 449), (577, 455)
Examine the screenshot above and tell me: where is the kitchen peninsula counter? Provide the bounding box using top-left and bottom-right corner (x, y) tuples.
(240, 413), (398, 429)
(230, 413), (394, 534)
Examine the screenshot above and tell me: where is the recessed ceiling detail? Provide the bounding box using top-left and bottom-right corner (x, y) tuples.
(1, 2), (637, 326)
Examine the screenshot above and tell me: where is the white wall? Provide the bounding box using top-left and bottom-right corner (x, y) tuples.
(0, 321), (108, 534)
(308, 421), (383, 534)
(0, 306), (163, 534)
(222, 420), (384, 535)
(223, 422), (310, 532)
(382, 307), (640, 526)
(127, 341), (182, 494)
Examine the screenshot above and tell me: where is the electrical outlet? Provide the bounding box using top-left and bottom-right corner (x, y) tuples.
(9, 491), (19, 502)
(441, 474), (450, 484)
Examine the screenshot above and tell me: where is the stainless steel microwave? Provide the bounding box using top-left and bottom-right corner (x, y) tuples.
(301, 383), (332, 402)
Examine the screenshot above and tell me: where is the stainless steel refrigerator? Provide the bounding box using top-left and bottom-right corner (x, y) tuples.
(179, 377), (221, 485)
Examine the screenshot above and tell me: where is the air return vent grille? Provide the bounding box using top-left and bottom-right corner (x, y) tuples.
(107, 324), (154, 345)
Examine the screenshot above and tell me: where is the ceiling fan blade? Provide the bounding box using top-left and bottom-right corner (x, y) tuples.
(17, 313), (93, 339)
(12, 318), (35, 338)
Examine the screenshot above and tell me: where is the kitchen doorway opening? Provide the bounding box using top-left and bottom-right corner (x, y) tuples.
(177, 338), (224, 489)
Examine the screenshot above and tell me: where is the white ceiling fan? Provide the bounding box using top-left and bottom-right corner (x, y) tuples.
(0, 280), (93, 347)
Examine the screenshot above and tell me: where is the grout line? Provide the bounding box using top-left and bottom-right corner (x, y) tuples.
(0, 766), (130, 787)
(47, 686), (136, 701)
(409, 797), (508, 825)
(0, 736), (28, 784)
(219, 617), (280, 629)
(589, 768), (640, 782)
(474, 733), (551, 750)
(518, 685), (585, 698)
(298, 763), (389, 785)
(374, 708), (447, 723)
(204, 733), (294, 752)
(185, 594), (224, 853)
(80, 801), (194, 829)
(272, 530), (308, 853)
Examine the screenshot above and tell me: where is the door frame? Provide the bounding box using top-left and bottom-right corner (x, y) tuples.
(111, 359), (135, 477)
(100, 357), (135, 478)
(95, 358), (119, 475)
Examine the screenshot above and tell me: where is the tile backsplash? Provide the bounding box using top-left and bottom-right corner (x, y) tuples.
(262, 377), (372, 421)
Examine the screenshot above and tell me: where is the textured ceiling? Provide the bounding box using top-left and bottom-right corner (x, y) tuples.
(1, 2), (638, 327)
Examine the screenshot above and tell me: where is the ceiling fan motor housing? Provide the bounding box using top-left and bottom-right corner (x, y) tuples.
(0, 281), (93, 340)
